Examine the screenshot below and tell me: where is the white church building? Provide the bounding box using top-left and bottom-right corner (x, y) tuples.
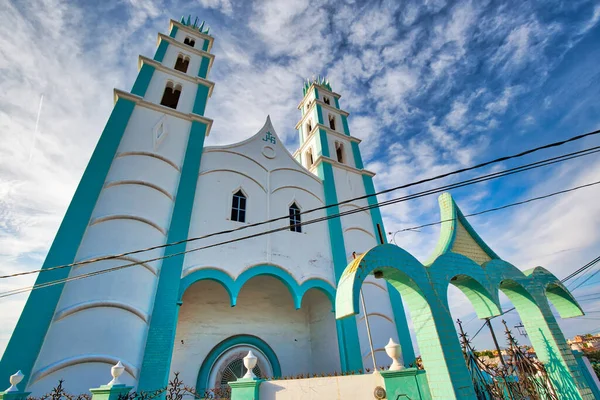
(0, 17), (415, 395)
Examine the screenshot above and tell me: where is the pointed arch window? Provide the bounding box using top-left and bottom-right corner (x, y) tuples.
(335, 141), (345, 163)
(174, 54), (190, 73)
(306, 148), (314, 168)
(289, 203), (301, 233)
(323, 96), (330, 105)
(160, 82), (182, 109)
(183, 37), (196, 47)
(231, 190), (247, 223)
(305, 120), (313, 136)
(328, 114), (336, 130)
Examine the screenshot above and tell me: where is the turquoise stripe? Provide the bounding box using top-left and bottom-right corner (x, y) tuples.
(169, 26), (178, 38)
(341, 115), (351, 136)
(198, 56), (210, 79)
(314, 87), (319, 100)
(316, 104), (324, 125)
(0, 99), (136, 386)
(361, 175), (415, 364)
(131, 64), (155, 97)
(351, 142), (364, 169)
(334, 96), (340, 109)
(192, 84), (209, 116)
(317, 128), (329, 158)
(196, 335), (281, 390)
(137, 121), (208, 391)
(153, 39), (169, 62)
(202, 40), (209, 52)
(317, 162), (363, 372)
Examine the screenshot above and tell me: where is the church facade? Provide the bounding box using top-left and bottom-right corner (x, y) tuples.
(0, 18), (414, 395)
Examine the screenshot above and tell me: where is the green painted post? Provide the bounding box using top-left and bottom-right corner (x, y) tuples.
(380, 368), (431, 400)
(229, 378), (263, 400)
(89, 385), (133, 400)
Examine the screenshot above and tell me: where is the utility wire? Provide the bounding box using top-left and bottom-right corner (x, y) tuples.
(2, 144), (599, 281)
(471, 254), (600, 340)
(1, 171), (598, 299)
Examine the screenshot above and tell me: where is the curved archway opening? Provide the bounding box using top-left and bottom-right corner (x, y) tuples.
(498, 279), (582, 398)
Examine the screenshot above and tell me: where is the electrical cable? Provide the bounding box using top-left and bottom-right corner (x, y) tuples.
(1, 172), (599, 300)
(2, 144), (599, 281)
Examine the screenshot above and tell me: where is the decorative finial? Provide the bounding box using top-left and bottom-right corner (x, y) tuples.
(5, 370), (24, 393)
(385, 338), (404, 371)
(242, 351), (258, 379)
(107, 361), (125, 386)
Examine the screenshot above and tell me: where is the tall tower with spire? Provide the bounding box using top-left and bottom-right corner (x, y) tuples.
(294, 77), (416, 371)
(0, 17), (216, 394)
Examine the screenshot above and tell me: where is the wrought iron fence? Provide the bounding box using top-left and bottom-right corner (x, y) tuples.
(456, 318), (558, 400)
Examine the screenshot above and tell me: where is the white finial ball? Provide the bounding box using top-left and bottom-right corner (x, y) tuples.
(385, 338), (404, 371)
(6, 370), (24, 392)
(108, 361), (125, 386)
(242, 351), (258, 379)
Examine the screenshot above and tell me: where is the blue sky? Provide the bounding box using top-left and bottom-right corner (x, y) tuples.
(0, 0), (599, 357)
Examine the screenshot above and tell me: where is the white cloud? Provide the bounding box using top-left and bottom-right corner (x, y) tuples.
(198, 0), (233, 16)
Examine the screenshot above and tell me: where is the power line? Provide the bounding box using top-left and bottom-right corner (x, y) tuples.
(390, 180), (600, 235)
(471, 254), (600, 340)
(2, 143), (599, 281)
(1, 173), (598, 300)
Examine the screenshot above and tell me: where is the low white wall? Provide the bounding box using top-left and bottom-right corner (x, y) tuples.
(259, 373), (385, 400)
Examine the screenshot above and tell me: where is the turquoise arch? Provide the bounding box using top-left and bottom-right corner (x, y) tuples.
(179, 264), (336, 309)
(335, 242), (591, 399)
(196, 334), (282, 391)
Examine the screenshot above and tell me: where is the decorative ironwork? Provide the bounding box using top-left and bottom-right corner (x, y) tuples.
(456, 318), (558, 400)
(115, 373), (230, 400)
(27, 380), (92, 400)
(501, 320), (558, 400)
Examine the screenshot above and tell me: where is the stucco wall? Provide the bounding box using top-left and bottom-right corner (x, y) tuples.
(259, 372), (385, 400)
(170, 277), (340, 388)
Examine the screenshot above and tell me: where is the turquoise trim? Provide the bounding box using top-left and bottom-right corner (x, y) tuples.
(316, 162), (363, 372)
(314, 87), (319, 100)
(573, 350), (600, 399)
(316, 128), (329, 158)
(198, 56), (210, 79)
(131, 64), (155, 97)
(361, 174), (415, 364)
(192, 84), (209, 116)
(316, 104), (324, 125)
(341, 115), (351, 136)
(334, 96), (340, 109)
(169, 26), (178, 38)
(137, 121), (208, 392)
(178, 265), (336, 310)
(0, 99), (136, 386)
(153, 39), (169, 62)
(202, 40), (209, 52)
(196, 335), (281, 391)
(351, 142), (364, 169)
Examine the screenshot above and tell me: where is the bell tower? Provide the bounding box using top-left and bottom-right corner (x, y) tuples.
(0, 16), (216, 394)
(294, 77), (416, 370)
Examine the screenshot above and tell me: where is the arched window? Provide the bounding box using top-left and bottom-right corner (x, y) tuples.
(328, 114), (336, 130)
(306, 148), (314, 167)
(183, 37), (196, 47)
(323, 96), (330, 105)
(306, 120), (313, 136)
(174, 54), (190, 73)
(335, 141), (345, 163)
(289, 203), (301, 233)
(219, 357), (262, 388)
(160, 82), (182, 109)
(231, 190), (246, 222)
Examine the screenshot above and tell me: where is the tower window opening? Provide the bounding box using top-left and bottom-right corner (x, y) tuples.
(328, 114), (336, 130)
(289, 203), (302, 233)
(160, 82), (182, 109)
(231, 190), (247, 223)
(306, 120), (313, 136)
(306, 148), (314, 167)
(323, 96), (330, 105)
(183, 37), (196, 47)
(335, 142), (345, 163)
(174, 54), (190, 73)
